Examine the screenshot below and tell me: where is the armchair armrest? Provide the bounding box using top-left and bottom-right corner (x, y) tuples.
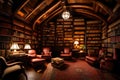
(61, 51), (63, 54)
(41, 52), (52, 56)
(70, 52), (72, 55)
(49, 52), (52, 56)
(7, 62), (23, 67)
(41, 52), (43, 55)
(105, 57), (113, 61)
(36, 55), (42, 58)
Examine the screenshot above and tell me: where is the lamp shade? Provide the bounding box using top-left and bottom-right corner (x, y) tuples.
(74, 41), (79, 45)
(62, 11), (70, 20)
(24, 44), (31, 49)
(10, 43), (20, 50)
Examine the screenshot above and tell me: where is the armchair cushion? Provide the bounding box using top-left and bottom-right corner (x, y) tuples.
(86, 56), (98, 62)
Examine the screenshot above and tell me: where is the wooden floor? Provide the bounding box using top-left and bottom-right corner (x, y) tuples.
(21, 59), (120, 80)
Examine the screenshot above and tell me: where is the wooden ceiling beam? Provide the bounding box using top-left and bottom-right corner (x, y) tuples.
(17, 0), (30, 11)
(25, 0), (54, 20)
(95, 1), (113, 15)
(75, 9), (107, 24)
(69, 5), (93, 11)
(33, 1), (62, 30)
(39, 7), (63, 27)
(25, 1), (46, 20)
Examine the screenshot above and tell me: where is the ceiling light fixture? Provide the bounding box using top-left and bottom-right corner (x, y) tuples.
(62, 11), (70, 20)
(62, 1), (70, 20)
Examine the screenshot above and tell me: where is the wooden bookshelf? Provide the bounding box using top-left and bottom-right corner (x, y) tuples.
(37, 17), (103, 54)
(0, 16), (12, 50)
(103, 19), (120, 54)
(0, 11), (37, 51)
(86, 20), (102, 53)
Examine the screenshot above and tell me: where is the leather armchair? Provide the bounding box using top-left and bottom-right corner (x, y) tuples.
(28, 50), (46, 71)
(60, 48), (72, 60)
(41, 47), (52, 61)
(0, 56), (27, 80)
(85, 50), (98, 66)
(28, 49), (42, 60)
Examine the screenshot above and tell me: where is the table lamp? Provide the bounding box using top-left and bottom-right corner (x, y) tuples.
(24, 44), (31, 49)
(24, 43), (31, 53)
(10, 43), (20, 53)
(74, 41), (79, 48)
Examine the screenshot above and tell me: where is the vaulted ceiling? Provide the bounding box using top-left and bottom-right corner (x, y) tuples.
(12, 0), (120, 29)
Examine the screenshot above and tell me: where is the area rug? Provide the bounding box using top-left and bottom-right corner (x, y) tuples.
(41, 60), (117, 80)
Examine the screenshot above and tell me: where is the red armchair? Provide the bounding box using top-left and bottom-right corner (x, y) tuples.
(28, 49), (46, 71)
(85, 50), (98, 65)
(41, 47), (52, 61)
(28, 50), (43, 60)
(60, 48), (72, 60)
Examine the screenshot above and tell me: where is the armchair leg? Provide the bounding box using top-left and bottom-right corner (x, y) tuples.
(21, 65), (28, 80)
(22, 68), (28, 80)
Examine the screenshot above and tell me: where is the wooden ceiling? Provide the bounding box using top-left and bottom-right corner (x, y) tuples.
(12, 0), (120, 29)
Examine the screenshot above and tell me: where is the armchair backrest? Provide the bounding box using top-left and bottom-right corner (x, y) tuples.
(0, 56), (27, 80)
(64, 48), (71, 54)
(42, 47), (51, 56)
(28, 49), (37, 57)
(88, 50), (98, 57)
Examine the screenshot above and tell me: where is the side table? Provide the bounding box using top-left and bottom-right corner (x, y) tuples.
(78, 52), (87, 59)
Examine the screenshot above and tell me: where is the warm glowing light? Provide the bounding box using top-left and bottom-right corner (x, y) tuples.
(24, 44), (31, 49)
(62, 11), (70, 20)
(74, 41), (79, 49)
(17, 11), (24, 17)
(80, 50), (84, 53)
(80, 38), (84, 41)
(10, 43), (20, 52)
(74, 41), (79, 45)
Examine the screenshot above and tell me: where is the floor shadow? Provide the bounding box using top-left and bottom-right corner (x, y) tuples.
(52, 63), (69, 70)
(64, 58), (77, 62)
